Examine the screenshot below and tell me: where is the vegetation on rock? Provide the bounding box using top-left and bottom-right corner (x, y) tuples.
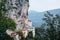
(0, 0), (16, 40)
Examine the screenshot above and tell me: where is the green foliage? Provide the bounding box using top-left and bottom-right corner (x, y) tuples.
(0, 0), (16, 40)
(25, 32), (34, 40)
(24, 12), (60, 40)
(0, 0), (7, 12)
(20, 32), (34, 40)
(0, 13), (16, 40)
(0, 30), (14, 40)
(0, 16), (16, 30)
(41, 11), (60, 40)
(20, 28), (41, 40)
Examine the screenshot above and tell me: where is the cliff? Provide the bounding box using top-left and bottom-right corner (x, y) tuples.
(5, 0), (35, 39)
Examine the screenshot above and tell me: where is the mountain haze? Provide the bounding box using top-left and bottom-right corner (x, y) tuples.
(28, 9), (60, 27)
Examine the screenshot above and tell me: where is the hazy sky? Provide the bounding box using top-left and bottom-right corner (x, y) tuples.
(29, 0), (60, 12)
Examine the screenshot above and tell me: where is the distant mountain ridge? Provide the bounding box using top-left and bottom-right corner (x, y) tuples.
(28, 9), (60, 27)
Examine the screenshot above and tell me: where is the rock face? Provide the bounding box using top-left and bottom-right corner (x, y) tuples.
(5, 0), (35, 39)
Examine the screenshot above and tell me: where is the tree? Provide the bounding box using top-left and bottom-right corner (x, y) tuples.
(0, 0), (16, 40)
(41, 11), (60, 40)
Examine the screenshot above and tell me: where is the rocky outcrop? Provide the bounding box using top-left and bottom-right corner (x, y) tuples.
(5, 0), (35, 40)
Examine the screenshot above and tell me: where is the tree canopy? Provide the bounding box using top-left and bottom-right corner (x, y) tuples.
(0, 0), (16, 40)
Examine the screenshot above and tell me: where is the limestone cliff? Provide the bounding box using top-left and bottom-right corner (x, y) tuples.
(5, 0), (35, 39)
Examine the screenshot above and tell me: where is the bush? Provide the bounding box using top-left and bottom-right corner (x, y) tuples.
(0, 16), (16, 40)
